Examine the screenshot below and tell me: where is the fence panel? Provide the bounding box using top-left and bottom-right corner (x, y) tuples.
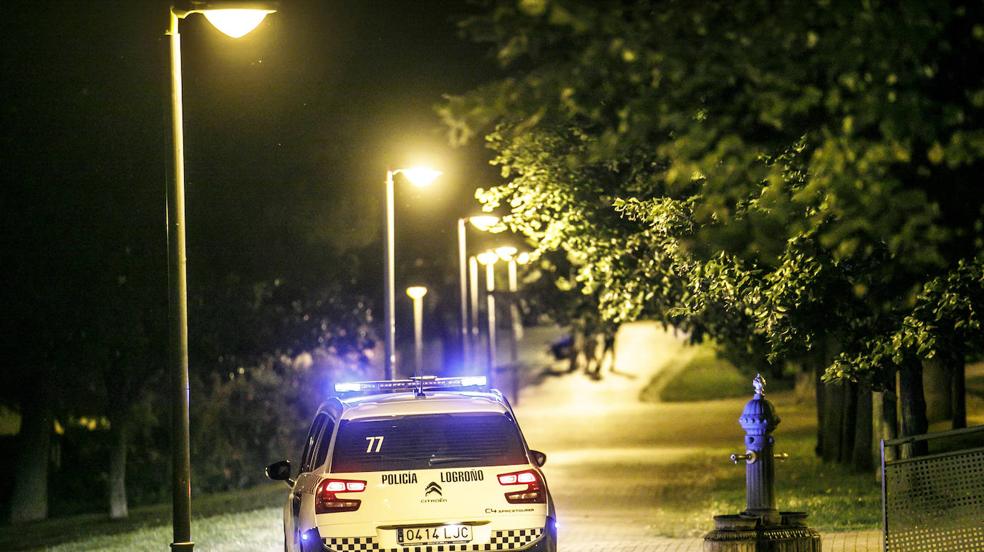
(882, 426), (984, 552)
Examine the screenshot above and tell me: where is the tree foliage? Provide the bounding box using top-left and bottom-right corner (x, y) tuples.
(441, 0), (984, 385)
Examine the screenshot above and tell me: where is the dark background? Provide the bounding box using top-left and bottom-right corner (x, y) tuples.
(1, 0), (503, 362)
(0, 0), (506, 515)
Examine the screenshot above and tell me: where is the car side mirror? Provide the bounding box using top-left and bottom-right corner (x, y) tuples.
(266, 459), (294, 486)
(530, 450), (547, 467)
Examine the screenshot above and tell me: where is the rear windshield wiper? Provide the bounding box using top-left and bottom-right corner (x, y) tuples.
(428, 455), (482, 466)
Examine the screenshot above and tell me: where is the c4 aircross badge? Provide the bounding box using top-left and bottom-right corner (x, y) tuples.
(425, 482), (443, 497)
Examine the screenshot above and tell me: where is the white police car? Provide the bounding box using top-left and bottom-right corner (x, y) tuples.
(266, 376), (557, 552)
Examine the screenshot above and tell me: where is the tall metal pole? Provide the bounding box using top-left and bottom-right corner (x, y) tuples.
(383, 171), (396, 380)
(412, 295), (424, 378)
(484, 261), (497, 384)
(457, 219), (470, 371)
(507, 259), (522, 357)
(166, 9), (194, 551)
(469, 256), (480, 372)
(507, 258), (521, 404)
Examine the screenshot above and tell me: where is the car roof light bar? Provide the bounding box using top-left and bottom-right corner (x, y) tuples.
(334, 376), (488, 396)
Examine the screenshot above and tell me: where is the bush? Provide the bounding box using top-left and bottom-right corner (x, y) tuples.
(190, 350), (370, 493)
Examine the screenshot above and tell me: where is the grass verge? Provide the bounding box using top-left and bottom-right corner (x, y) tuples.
(0, 483), (287, 551)
(640, 343), (758, 402)
(642, 402), (882, 537)
(546, 391), (882, 538)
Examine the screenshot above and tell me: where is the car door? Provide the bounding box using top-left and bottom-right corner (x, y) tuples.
(289, 413), (327, 549)
(312, 416), (336, 471)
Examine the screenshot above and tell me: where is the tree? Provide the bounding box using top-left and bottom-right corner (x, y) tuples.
(183, 248), (378, 493)
(89, 243), (165, 519)
(441, 0), (984, 466)
(1, 213), (103, 522)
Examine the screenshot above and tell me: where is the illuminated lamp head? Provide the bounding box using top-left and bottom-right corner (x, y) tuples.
(495, 246), (518, 261)
(468, 215), (502, 233)
(398, 166), (442, 187)
(405, 286), (428, 300)
(476, 250), (499, 266)
(202, 8), (276, 38)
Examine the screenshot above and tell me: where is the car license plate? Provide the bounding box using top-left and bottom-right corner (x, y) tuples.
(399, 525), (472, 545)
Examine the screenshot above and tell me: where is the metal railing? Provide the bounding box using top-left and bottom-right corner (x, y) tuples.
(881, 425), (984, 552)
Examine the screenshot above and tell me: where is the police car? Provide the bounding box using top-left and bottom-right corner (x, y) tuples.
(265, 376), (557, 552)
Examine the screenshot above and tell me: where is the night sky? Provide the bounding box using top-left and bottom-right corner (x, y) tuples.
(2, 1), (503, 346)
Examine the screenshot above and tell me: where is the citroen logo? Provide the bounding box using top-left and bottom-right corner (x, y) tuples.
(425, 482), (443, 497)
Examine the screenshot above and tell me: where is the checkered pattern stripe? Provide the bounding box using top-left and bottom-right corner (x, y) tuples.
(324, 528), (543, 552)
(489, 528), (542, 549)
(324, 536), (381, 551)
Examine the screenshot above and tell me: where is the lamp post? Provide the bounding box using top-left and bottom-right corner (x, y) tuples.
(494, 246), (520, 363)
(457, 215), (501, 371)
(406, 286), (428, 378)
(495, 246), (528, 404)
(476, 250), (500, 383)
(505, 250), (530, 343)
(166, 3), (276, 550)
(469, 255), (480, 370)
(383, 166), (441, 380)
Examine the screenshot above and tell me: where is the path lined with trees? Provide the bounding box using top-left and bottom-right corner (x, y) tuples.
(441, 0), (984, 471)
(3, 0), (983, 531)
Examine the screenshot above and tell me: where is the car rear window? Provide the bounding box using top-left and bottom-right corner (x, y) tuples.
(330, 412), (527, 472)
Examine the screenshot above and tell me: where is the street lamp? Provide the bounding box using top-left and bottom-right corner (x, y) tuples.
(457, 215), (502, 372)
(166, 3), (276, 551)
(476, 250), (500, 383)
(494, 245), (518, 260)
(495, 246), (527, 343)
(383, 166), (441, 380)
(469, 214), (502, 232)
(405, 286), (428, 378)
(469, 255), (480, 367)
(494, 246), (519, 357)
(495, 246), (527, 404)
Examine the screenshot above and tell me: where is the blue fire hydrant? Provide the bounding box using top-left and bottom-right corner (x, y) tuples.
(703, 375), (821, 551)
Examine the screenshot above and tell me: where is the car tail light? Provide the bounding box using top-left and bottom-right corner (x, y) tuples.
(497, 469), (546, 504)
(315, 478), (366, 513)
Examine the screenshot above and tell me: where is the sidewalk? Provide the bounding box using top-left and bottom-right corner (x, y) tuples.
(558, 529), (882, 551)
(510, 322), (884, 552)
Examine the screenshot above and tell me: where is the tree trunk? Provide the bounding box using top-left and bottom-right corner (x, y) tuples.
(898, 359), (929, 458)
(803, 348), (828, 458)
(852, 386), (874, 472)
(949, 356), (966, 429)
(8, 391), (52, 523)
(813, 356), (825, 458)
(108, 415), (129, 519)
(821, 382), (844, 463)
(838, 382), (858, 464)
(922, 358), (951, 422)
(877, 385), (899, 464)
(793, 361), (815, 402)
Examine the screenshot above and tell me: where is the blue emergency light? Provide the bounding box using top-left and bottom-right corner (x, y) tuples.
(334, 375), (488, 395)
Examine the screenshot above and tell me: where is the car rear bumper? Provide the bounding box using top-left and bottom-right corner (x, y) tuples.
(313, 521), (554, 552)
(320, 540), (548, 552)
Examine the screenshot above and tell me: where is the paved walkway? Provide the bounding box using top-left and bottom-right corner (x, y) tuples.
(555, 529), (882, 551)
(512, 322), (884, 552)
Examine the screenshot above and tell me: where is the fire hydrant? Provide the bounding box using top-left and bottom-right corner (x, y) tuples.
(703, 375), (821, 552)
